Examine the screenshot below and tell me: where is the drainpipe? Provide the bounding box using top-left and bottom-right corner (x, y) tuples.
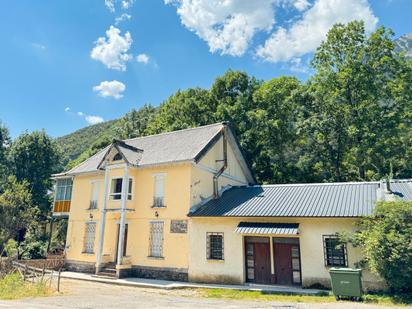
(213, 125), (228, 199)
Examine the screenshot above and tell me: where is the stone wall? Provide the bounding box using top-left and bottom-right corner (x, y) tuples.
(65, 260), (95, 273)
(131, 265), (188, 281)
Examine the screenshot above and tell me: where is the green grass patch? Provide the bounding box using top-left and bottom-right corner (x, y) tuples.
(196, 288), (412, 306)
(0, 272), (51, 300)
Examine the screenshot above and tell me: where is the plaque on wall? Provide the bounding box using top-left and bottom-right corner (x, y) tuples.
(170, 220), (188, 233)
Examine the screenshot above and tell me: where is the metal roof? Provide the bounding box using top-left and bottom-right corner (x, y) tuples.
(190, 180), (412, 218)
(235, 222), (299, 235)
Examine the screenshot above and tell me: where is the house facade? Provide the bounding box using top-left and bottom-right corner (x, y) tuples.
(52, 122), (412, 290)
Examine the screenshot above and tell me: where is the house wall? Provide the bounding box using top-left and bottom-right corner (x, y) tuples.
(188, 217), (385, 291)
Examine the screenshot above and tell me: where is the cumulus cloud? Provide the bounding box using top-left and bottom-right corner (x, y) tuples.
(64, 107), (71, 112)
(166, 0), (277, 57)
(292, 0), (310, 11)
(115, 13), (132, 25)
(256, 0), (378, 62)
(121, 0), (135, 9)
(105, 0), (116, 12)
(85, 115), (104, 125)
(136, 53), (150, 64)
(90, 26), (133, 71)
(93, 80), (126, 99)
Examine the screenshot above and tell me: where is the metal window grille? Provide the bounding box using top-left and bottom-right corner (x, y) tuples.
(323, 235), (347, 267)
(207, 232), (224, 260)
(83, 222), (96, 254)
(149, 221), (164, 257)
(153, 196), (164, 208)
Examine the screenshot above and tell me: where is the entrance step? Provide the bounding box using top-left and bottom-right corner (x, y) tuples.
(92, 273), (117, 280)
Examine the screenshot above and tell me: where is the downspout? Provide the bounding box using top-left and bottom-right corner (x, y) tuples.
(213, 125), (228, 199)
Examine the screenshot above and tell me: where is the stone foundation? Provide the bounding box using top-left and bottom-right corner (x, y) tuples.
(131, 265), (188, 281)
(65, 260), (95, 274)
(189, 273), (243, 285)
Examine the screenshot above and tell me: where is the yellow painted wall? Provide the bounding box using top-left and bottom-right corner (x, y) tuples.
(188, 217), (385, 290)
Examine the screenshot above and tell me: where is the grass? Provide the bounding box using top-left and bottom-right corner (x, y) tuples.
(0, 272), (51, 300)
(195, 288), (412, 306)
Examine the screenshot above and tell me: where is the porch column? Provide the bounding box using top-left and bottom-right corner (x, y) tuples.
(116, 164), (129, 265)
(96, 167), (110, 273)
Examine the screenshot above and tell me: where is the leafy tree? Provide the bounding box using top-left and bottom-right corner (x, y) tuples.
(353, 201), (412, 293)
(116, 104), (157, 139)
(9, 130), (61, 214)
(148, 88), (215, 134)
(0, 177), (37, 256)
(306, 21), (412, 181)
(0, 121), (11, 191)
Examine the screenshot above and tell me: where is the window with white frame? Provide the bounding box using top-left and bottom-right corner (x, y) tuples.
(89, 181), (100, 209)
(323, 235), (348, 267)
(149, 221), (164, 257)
(109, 178), (132, 200)
(82, 222), (96, 254)
(153, 174), (165, 207)
(207, 232), (224, 260)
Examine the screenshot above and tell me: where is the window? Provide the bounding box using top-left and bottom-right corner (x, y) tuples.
(55, 178), (73, 202)
(149, 221), (164, 257)
(323, 235), (348, 267)
(113, 153), (122, 161)
(153, 174), (166, 207)
(89, 181), (100, 209)
(109, 178), (132, 200)
(82, 222), (96, 254)
(207, 232), (224, 260)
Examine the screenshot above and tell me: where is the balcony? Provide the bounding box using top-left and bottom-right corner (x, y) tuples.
(53, 200), (71, 217)
(52, 177), (73, 217)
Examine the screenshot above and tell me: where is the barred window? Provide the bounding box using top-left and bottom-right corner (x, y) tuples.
(323, 235), (347, 267)
(149, 221), (164, 257)
(83, 222), (96, 254)
(207, 233), (224, 260)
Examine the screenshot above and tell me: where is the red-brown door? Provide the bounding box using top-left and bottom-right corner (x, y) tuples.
(274, 243), (293, 285)
(254, 243), (272, 284)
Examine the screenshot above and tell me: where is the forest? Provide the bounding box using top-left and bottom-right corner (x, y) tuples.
(0, 21), (411, 257)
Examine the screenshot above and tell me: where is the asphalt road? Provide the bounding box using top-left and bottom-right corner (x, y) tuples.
(0, 279), (402, 309)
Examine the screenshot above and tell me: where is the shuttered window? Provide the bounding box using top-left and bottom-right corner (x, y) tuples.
(323, 235), (348, 267)
(149, 221), (164, 257)
(89, 181), (100, 209)
(83, 222), (96, 254)
(207, 232), (224, 260)
(153, 174), (166, 207)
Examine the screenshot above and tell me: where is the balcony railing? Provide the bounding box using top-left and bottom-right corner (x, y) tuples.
(152, 196), (164, 208)
(89, 200), (98, 210)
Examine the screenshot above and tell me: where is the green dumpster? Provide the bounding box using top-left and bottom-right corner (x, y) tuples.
(329, 268), (362, 300)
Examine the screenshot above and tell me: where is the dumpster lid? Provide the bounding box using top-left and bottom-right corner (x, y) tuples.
(330, 268), (362, 273)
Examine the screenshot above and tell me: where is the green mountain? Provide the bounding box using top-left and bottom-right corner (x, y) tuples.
(56, 119), (120, 166)
(394, 33), (412, 58)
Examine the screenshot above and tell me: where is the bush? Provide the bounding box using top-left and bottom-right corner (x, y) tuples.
(354, 201), (412, 293)
(0, 272), (49, 300)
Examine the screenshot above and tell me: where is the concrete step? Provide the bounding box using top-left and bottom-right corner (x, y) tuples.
(95, 271), (117, 278)
(101, 268), (116, 273)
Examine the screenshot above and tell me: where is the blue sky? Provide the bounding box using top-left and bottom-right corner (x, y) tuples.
(0, 0), (410, 138)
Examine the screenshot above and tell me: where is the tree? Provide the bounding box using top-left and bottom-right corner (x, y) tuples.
(0, 121), (11, 192)
(0, 177), (37, 256)
(116, 104), (157, 139)
(249, 77), (305, 183)
(9, 130), (61, 214)
(306, 21), (412, 181)
(353, 201), (412, 293)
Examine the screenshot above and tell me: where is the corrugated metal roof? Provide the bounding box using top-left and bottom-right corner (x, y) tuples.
(190, 180), (412, 218)
(235, 222), (299, 235)
(64, 123), (225, 175)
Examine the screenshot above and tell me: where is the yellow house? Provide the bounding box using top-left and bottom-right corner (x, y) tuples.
(52, 122), (412, 290)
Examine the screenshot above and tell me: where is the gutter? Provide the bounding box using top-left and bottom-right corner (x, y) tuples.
(213, 125), (228, 199)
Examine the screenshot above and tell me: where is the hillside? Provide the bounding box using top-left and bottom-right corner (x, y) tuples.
(56, 119), (120, 166)
(394, 33), (412, 58)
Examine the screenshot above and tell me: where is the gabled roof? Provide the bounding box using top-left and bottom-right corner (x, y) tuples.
(190, 179), (412, 218)
(58, 122), (255, 183)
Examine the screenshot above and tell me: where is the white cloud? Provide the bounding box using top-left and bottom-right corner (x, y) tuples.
(136, 53), (150, 64)
(64, 107), (71, 112)
(256, 0), (378, 62)
(77, 111), (84, 116)
(166, 0), (277, 57)
(115, 13), (132, 25)
(32, 43), (46, 50)
(90, 26), (133, 71)
(288, 57), (309, 73)
(93, 80), (126, 99)
(121, 0), (135, 9)
(105, 0), (116, 12)
(85, 115), (104, 125)
(292, 0), (310, 11)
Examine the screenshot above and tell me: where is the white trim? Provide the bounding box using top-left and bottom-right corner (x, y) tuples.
(194, 163), (248, 185)
(109, 176), (134, 201)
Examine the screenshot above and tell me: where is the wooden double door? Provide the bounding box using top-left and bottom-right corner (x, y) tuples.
(245, 237), (301, 286)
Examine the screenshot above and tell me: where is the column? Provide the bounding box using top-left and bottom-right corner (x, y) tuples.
(95, 167), (110, 274)
(116, 164), (129, 265)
